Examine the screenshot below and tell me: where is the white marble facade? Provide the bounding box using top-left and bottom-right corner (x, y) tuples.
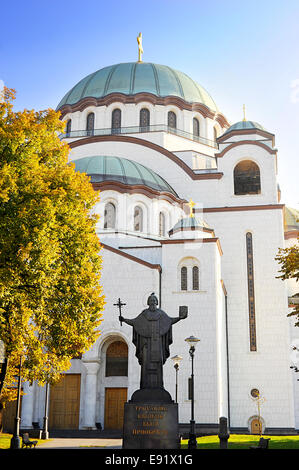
(20, 60), (298, 433)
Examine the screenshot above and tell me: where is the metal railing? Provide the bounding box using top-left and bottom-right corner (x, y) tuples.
(60, 124), (218, 148)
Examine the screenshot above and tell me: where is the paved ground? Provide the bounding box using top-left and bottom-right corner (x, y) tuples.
(37, 438), (122, 449)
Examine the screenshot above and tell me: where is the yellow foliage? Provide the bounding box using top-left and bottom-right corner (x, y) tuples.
(0, 88), (105, 404)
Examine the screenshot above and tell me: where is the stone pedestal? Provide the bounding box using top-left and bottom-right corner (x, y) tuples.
(122, 390), (180, 449)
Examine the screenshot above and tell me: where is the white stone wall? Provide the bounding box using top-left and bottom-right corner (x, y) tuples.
(19, 94), (296, 432)
(203, 208), (294, 429)
(94, 190), (183, 237)
(216, 144), (278, 207)
(160, 241), (225, 425)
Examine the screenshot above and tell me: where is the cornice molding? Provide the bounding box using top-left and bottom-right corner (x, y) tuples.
(160, 237), (223, 256)
(168, 226), (215, 236)
(199, 204), (284, 213)
(91, 180), (186, 205)
(215, 140), (277, 158)
(69, 135), (223, 181)
(284, 230), (299, 240)
(101, 242), (162, 271)
(217, 128), (275, 144)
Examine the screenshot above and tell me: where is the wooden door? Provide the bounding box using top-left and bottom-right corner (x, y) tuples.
(251, 418), (262, 434)
(104, 388), (127, 430)
(49, 374), (80, 429)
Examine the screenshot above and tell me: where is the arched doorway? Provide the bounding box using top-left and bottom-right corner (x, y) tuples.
(103, 340), (128, 430)
(250, 417), (263, 435)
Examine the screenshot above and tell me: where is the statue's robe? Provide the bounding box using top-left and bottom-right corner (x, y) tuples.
(130, 308), (173, 389)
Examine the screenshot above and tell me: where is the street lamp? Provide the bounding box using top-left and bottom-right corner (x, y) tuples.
(185, 336), (200, 450)
(171, 355), (182, 403)
(0, 340), (7, 395)
(41, 382), (49, 439)
(10, 355), (22, 449)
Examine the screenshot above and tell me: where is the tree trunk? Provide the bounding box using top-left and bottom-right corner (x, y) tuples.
(0, 358), (8, 397)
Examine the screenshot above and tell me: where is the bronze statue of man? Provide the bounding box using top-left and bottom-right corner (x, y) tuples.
(119, 293), (187, 390)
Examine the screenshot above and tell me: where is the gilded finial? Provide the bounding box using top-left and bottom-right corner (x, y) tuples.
(188, 199), (195, 218)
(137, 32), (143, 62)
(243, 104), (246, 122)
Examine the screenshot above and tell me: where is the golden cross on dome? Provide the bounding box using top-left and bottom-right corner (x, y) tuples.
(243, 104), (247, 122)
(137, 32), (143, 62)
(188, 199), (195, 218)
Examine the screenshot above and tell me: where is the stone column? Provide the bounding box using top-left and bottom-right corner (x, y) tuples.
(20, 381), (35, 429)
(83, 362), (100, 430)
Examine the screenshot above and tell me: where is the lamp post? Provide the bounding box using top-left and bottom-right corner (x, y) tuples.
(171, 355), (182, 403)
(41, 382), (49, 439)
(0, 340), (7, 396)
(185, 336), (200, 450)
(10, 355), (22, 449)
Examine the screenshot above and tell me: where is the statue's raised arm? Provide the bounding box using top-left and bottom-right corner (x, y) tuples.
(170, 305), (188, 325)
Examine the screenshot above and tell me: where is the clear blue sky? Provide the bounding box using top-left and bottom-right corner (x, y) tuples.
(2, 0), (299, 209)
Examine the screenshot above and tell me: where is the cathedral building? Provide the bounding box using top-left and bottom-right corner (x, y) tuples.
(16, 45), (299, 435)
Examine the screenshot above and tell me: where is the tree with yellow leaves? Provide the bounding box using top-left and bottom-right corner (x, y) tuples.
(0, 88), (105, 417)
(276, 236), (299, 318)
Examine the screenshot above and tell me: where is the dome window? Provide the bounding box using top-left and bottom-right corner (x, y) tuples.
(112, 109), (121, 134)
(66, 119), (72, 137)
(104, 202), (116, 229)
(86, 112), (95, 135)
(159, 212), (166, 237)
(140, 108), (150, 130)
(168, 111), (177, 129)
(134, 206), (143, 232)
(234, 160), (261, 195)
(193, 118), (200, 137)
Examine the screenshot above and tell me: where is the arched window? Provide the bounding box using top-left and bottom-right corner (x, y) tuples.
(66, 119), (72, 137)
(111, 108), (121, 134)
(181, 267), (187, 291)
(179, 257), (200, 292)
(168, 111), (177, 129)
(134, 206), (143, 232)
(140, 108), (150, 130)
(105, 341), (128, 377)
(246, 232), (257, 351)
(86, 112), (95, 135)
(193, 118), (200, 137)
(104, 202), (116, 229)
(159, 212), (166, 237)
(192, 266), (199, 290)
(234, 161), (261, 195)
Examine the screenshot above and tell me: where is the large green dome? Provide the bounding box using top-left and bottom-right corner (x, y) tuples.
(57, 62), (218, 111)
(72, 155), (179, 196)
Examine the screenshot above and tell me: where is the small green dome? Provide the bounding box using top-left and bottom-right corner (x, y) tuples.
(222, 120), (268, 135)
(284, 207), (299, 230)
(170, 217), (211, 233)
(72, 155), (178, 196)
(57, 62), (218, 111)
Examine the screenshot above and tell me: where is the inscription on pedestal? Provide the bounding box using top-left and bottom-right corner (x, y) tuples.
(123, 402), (179, 449)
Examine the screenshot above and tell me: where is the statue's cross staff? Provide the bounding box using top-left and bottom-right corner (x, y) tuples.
(113, 298), (126, 326)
